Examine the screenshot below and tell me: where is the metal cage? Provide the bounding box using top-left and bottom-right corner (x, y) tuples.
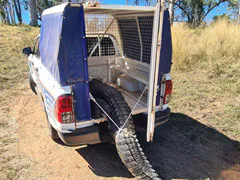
(83, 1), (172, 142)
(84, 6), (155, 64)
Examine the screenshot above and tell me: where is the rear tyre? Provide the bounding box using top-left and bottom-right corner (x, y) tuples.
(29, 73), (37, 95)
(47, 120), (60, 140)
(90, 80), (160, 180)
(43, 106), (59, 140)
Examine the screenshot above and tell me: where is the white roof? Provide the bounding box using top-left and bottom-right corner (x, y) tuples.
(42, 3), (155, 16)
(42, 3), (67, 16)
(83, 4), (156, 16)
(42, 3), (83, 16)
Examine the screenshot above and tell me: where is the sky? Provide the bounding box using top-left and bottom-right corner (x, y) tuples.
(21, 0), (230, 24)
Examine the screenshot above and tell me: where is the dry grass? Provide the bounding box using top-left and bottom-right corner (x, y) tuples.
(0, 24), (39, 180)
(0, 24), (39, 104)
(172, 20), (240, 74)
(171, 20), (240, 141)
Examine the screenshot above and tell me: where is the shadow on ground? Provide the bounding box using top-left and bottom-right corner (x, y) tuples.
(76, 113), (240, 179)
(76, 142), (132, 178)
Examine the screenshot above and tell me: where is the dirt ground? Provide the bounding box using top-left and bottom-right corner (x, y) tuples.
(6, 86), (239, 180)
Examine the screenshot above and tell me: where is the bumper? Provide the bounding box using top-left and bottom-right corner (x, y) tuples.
(155, 107), (171, 127)
(57, 108), (170, 146)
(134, 107), (170, 131)
(58, 125), (101, 146)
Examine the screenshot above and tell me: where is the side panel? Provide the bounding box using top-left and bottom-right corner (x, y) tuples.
(58, 5), (91, 121)
(41, 4), (91, 122)
(43, 89), (55, 120)
(40, 4), (90, 86)
(40, 13), (63, 84)
(57, 5), (89, 85)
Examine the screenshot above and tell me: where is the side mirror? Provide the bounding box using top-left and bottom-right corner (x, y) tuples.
(22, 47), (32, 56)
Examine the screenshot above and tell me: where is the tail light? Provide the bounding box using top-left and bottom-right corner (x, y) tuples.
(163, 80), (172, 104)
(54, 95), (74, 124)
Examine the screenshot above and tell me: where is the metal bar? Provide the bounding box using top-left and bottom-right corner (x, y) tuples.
(86, 33), (110, 36)
(86, 10), (121, 15)
(115, 18), (124, 58)
(136, 17), (143, 62)
(84, 4), (156, 13)
(150, 1), (165, 140)
(108, 59), (111, 82)
(114, 13), (154, 18)
(98, 35), (101, 56)
(89, 18), (115, 58)
(146, 0), (165, 142)
(86, 33), (120, 57)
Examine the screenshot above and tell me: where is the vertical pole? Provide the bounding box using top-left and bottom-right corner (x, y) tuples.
(98, 35), (101, 56)
(136, 17), (143, 62)
(147, 0), (165, 142)
(169, 0), (174, 25)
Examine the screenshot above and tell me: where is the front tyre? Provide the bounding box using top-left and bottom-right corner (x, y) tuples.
(29, 73), (37, 95)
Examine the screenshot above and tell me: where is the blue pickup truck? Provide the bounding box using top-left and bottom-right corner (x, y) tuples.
(23, 2), (172, 179)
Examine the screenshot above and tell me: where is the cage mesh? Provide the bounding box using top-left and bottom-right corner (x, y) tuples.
(85, 14), (121, 57)
(139, 16), (154, 63)
(118, 19), (141, 61)
(84, 12), (154, 64)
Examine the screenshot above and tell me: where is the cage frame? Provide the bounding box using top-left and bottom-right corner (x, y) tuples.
(84, 0), (167, 142)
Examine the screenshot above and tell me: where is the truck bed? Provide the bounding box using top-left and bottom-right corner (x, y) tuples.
(115, 86), (148, 115)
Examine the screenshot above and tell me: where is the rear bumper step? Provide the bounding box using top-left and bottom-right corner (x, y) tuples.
(58, 125), (101, 146)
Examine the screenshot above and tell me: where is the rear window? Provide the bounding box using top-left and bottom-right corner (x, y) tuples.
(86, 37), (116, 57)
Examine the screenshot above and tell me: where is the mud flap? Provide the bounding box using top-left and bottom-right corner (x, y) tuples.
(72, 83), (91, 121)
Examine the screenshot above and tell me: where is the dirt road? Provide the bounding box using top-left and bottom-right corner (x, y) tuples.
(11, 88), (240, 180)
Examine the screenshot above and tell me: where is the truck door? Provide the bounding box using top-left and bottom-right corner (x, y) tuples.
(147, 1), (172, 142)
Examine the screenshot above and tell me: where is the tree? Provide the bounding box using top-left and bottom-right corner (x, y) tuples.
(238, 0), (240, 23)
(171, 0), (231, 27)
(9, 0), (16, 24)
(169, 0), (174, 25)
(24, 0), (62, 26)
(0, 0), (13, 24)
(29, 0), (38, 26)
(0, 5), (6, 23)
(12, 0), (22, 24)
(227, 0), (240, 23)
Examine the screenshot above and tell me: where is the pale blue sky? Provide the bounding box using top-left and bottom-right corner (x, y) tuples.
(21, 0), (230, 24)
